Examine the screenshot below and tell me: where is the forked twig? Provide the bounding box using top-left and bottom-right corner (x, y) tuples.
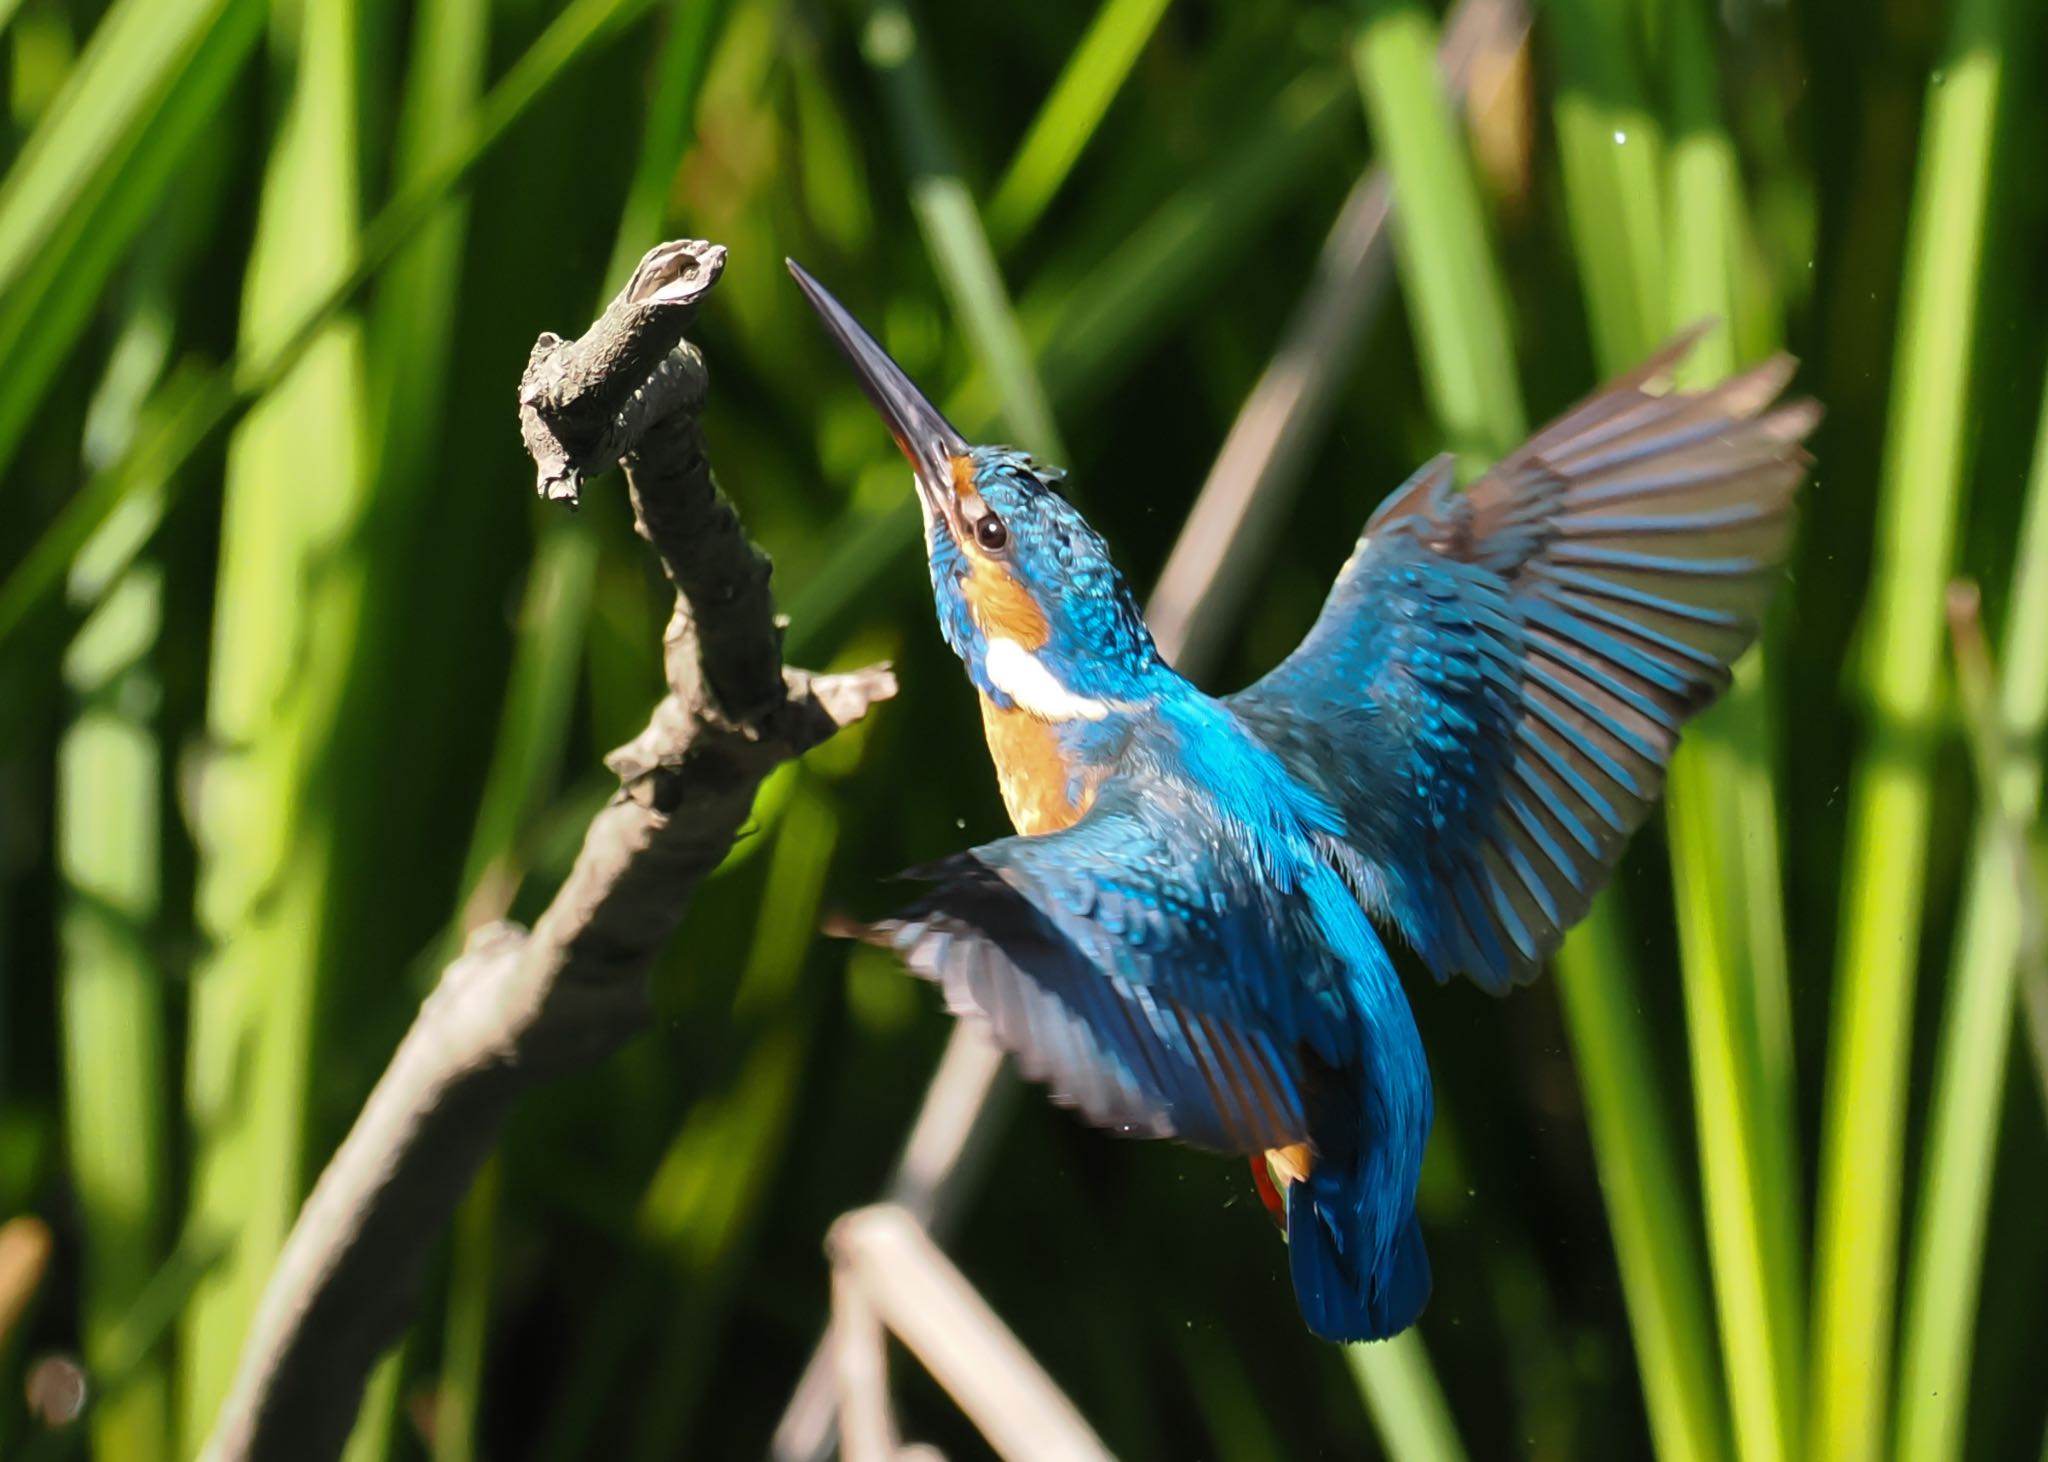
(203, 242), (894, 1461)
(830, 1206), (1112, 1462)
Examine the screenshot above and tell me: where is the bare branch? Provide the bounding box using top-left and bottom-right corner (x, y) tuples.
(201, 240), (895, 1462)
(830, 1264), (900, 1462)
(830, 1206), (1111, 1462)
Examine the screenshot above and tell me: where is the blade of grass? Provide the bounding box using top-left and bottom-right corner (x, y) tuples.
(1894, 365), (2048, 1462)
(58, 304), (177, 1462)
(1554, 912), (1731, 1462)
(364, 0), (492, 499)
(1345, 1335), (1469, 1462)
(0, 0), (264, 483)
(1658, 6), (1805, 1460)
(432, 1156), (501, 1462)
(1353, 7), (1727, 1458)
(1810, 1), (2014, 1455)
(984, 0), (1175, 250)
(177, 0), (369, 1440)
(858, 0), (1065, 461)
(339, 1351), (405, 1462)
(0, 0), (675, 648)
(1541, 0), (1665, 375)
(1351, 0), (1522, 463)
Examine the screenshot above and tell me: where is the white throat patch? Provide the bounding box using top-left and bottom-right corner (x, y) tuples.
(983, 636), (1111, 722)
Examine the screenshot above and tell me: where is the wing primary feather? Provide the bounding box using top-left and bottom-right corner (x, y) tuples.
(1226, 326), (1817, 991)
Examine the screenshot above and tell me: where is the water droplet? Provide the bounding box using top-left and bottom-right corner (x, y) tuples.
(1613, 129), (1628, 144)
(955, 817), (967, 830)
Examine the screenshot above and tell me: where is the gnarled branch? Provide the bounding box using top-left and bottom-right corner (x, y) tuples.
(202, 240), (895, 1461)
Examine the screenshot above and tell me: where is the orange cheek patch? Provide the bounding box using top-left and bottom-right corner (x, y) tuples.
(962, 561), (1050, 650)
(949, 454), (977, 499)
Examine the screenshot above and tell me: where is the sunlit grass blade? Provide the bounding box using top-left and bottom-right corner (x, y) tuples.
(1541, 0), (1665, 374)
(1346, 1335), (1469, 1462)
(860, 0), (1065, 461)
(340, 1351), (405, 1462)
(0, 0), (263, 482)
(1352, 1), (1522, 462)
(985, 0), (1175, 249)
(1809, 0), (2015, 1456)
(178, 0), (370, 1442)
(1893, 366), (2048, 1462)
(1554, 916), (1731, 1462)
(1353, 7), (1727, 1458)
(1351, 0), (1531, 460)
(59, 305), (177, 1462)
(0, 0), (673, 648)
(1658, 6), (1805, 1460)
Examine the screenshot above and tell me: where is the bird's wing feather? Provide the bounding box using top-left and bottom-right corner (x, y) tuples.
(844, 779), (1350, 1153)
(1230, 333), (1819, 991)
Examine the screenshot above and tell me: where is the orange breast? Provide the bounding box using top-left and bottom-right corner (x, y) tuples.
(978, 695), (1096, 836)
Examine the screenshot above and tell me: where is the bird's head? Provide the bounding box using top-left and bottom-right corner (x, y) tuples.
(791, 262), (1161, 721)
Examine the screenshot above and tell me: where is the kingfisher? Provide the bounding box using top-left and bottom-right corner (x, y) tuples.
(790, 259), (1817, 1344)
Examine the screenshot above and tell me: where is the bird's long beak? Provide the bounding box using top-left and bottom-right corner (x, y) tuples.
(787, 260), (969, 531)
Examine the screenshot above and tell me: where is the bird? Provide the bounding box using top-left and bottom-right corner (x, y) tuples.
(789, 258), (1818, 1344)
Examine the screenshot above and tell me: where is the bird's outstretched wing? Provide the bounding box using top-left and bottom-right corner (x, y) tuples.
(839, 779), (1357, 1154)
(1229, 333), (1819, 992)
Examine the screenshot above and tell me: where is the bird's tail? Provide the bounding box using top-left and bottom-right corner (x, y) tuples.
(1277, 1113), (1441, 1351)
(1285, 1158), (1432, 1344)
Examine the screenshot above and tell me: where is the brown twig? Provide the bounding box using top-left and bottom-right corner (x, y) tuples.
(200, 241), (895, 1461)
(829, 1206), (1112, 1462)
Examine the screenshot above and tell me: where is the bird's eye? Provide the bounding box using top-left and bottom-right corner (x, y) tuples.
(975, 513), (1010, 554)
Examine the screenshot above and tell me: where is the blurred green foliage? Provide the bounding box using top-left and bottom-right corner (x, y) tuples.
(1, 0), (2046, 1457)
